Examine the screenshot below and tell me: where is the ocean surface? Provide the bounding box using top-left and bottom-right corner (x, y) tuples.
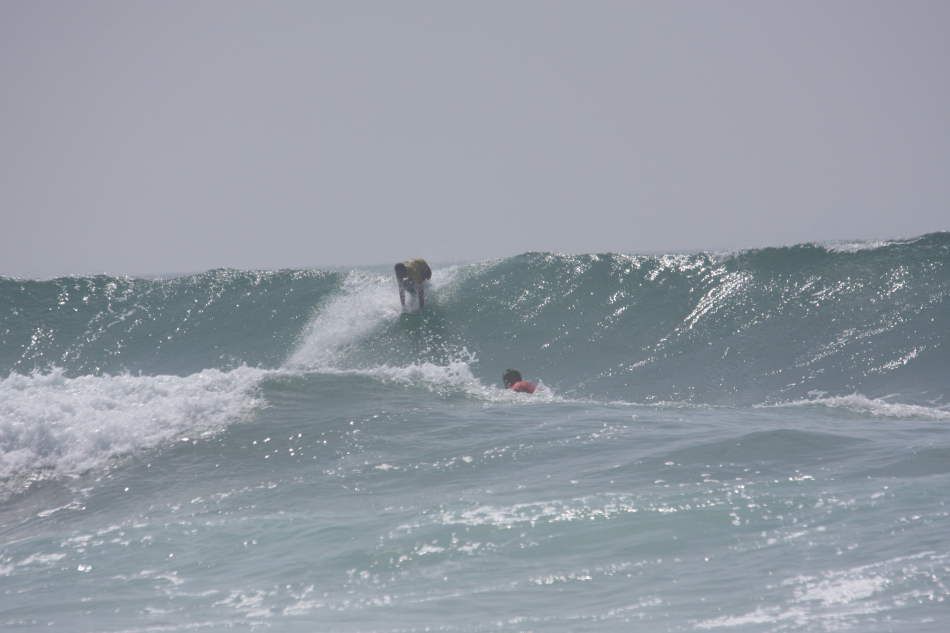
(2, 233), (949, 632)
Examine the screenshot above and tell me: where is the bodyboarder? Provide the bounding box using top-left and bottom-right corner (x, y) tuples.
(503, 369), (537, 394)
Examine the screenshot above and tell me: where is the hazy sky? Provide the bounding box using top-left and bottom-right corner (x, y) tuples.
(2, 1), (948, 277)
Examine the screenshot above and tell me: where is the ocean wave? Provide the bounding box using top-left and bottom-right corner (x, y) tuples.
(2, 232), (948, 406)
(761, 393), (950, 420)
(0, 366), (270, 491)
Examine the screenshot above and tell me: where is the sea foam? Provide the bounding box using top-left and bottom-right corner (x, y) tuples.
(0, 366), (268, 486)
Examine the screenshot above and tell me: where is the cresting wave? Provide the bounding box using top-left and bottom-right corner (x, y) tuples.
(1, 233), (948, 492)
(761, 393), (950, 420)
(0, 366), (269, 487)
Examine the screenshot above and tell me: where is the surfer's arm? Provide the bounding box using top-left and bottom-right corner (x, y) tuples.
(417, 283), (425, 309)
(396, 273), (406, 307)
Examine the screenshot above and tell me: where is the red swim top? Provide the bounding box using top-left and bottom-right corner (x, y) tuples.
(509, 380), (537, 394)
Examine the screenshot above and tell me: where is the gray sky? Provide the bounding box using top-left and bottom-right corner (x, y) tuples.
(2, 0), (948, 277)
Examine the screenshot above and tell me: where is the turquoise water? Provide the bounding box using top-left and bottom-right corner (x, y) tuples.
(1, 234), (949, 631)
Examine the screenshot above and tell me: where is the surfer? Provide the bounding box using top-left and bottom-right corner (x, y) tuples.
(503, 369), (537, 394)
(394, 258), (432, 310)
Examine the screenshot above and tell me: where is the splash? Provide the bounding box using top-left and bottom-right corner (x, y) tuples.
(285, 270), (402, 370)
